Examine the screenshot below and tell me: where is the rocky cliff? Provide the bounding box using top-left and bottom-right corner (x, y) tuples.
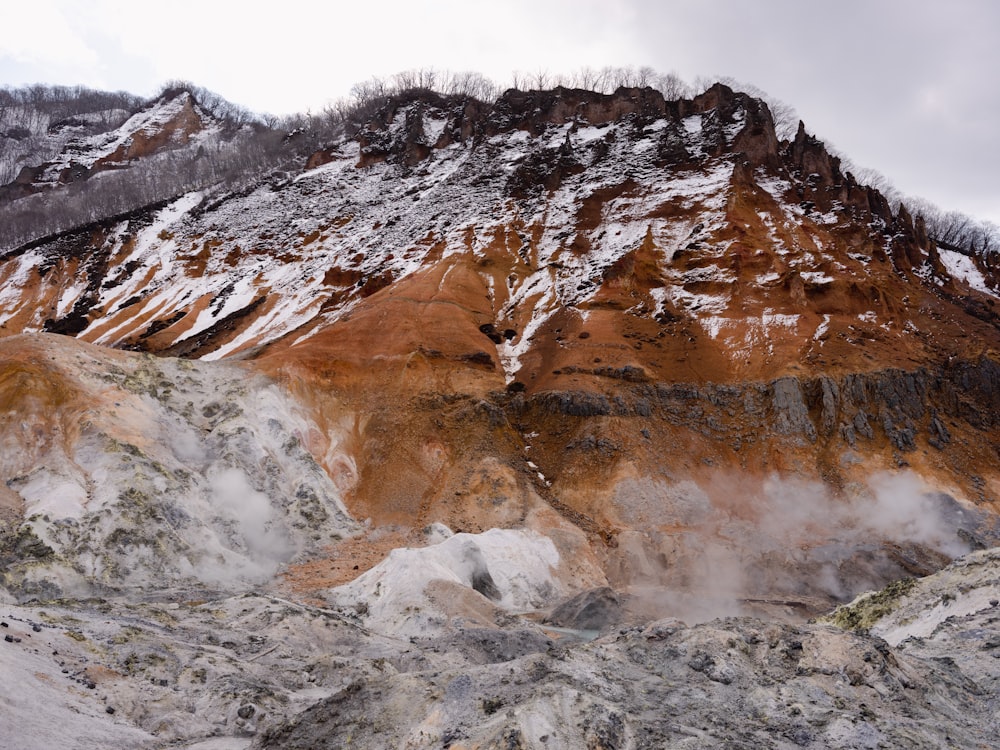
(1, 81), (999, 748)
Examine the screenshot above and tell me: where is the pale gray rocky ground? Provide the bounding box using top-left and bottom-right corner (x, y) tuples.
(2, 549), (999, 749)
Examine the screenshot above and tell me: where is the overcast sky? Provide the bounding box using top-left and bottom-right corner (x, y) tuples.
(2, 0), (997, 224)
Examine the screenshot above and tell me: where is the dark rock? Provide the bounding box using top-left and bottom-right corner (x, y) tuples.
(421, 628), (553, 665)
(139, 310), (187, 339)
(237, 704), (256, 719)
(533, 391), (612, 417)
(565, 435), (620, 454)
(771, 377), (817, 442)
(460, 351), (495, 368)
(852, 410), (874, 440)
(479, 323), (503, 344)
(788, 121), (841, 189)
(593, 365), (649, 382)
(545, 587), (623, 631)
(502, 359), (998, 467)
(461, 542), (501, 601)
(506, 144), (583, 197)
(471, 568), (501, 601)
(583, 705), (628, 750)
(817, 376), (840, 436)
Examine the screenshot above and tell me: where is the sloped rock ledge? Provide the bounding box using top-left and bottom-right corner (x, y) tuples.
(506, 357), (1000, 454)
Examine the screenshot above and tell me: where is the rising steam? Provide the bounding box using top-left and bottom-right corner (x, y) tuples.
(612, 471), (980, 623)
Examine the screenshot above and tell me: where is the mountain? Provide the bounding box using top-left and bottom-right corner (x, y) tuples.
(0, 86), (294, 251)
(1, 81), (999, 748)
(0, 85), (144, 188)
(1, 87), (217, 200)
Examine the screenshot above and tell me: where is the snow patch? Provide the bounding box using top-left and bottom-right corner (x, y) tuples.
(814, 314), (831, 342)
(938, 248), (996, 297)
(698, 312), (800, 358)
(0, 257), (40, 326)
(800, 271), (834, 285)
(498, 270), (557, 383)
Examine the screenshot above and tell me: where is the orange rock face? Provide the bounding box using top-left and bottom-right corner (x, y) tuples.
(2, 84), (999, 612)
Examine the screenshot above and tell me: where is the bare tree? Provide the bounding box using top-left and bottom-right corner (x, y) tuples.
(350, 76), (388, 104)
(573, 67), (598, 91)
(531, 69), (552, 90)
(653, 72), (692, 100)
(592, 67), (613, 93)
(443, 71), (500, 100)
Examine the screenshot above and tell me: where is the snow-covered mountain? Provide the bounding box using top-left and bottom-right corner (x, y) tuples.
(0, 86), (142, 187)
(1, 81), (999, 748)
(5, 85), (997, 366)
(1, 88), (217, 198)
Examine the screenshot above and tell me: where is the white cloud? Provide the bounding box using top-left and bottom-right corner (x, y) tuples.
(36, 0), (641, 114)
(0, 3), (99, 67)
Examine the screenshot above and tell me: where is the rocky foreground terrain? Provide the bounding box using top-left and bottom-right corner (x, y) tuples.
(2, 546), (999, 749)
(1, 80), (999, 746)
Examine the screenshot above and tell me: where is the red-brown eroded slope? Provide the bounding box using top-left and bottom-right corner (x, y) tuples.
(3, 85), (1000, 611)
